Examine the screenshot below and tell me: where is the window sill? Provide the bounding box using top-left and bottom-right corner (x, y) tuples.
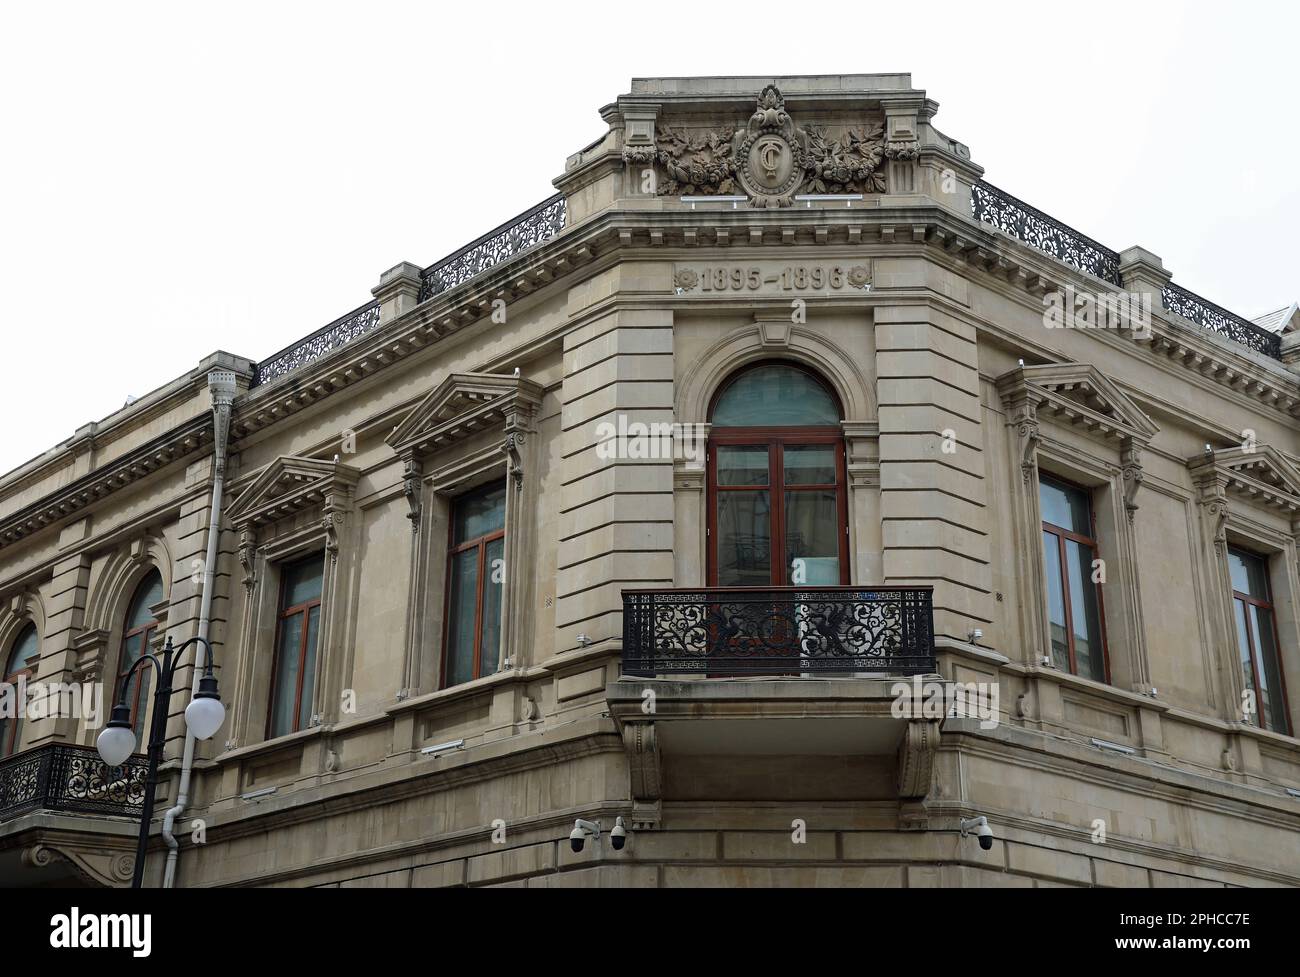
(386, 665), (550, 718)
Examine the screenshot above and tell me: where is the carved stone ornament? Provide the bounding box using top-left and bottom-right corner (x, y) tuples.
(654, 85), (887, 207)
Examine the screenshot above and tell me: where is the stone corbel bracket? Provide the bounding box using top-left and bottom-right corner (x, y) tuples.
(621, 721), (662, 831)
(23, 841), (135, 888)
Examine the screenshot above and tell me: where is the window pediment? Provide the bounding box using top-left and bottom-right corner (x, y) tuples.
(227, 456), (361, 530)
(1189, 445), (1300, 515)
(998, 363), (1159, 444)
(386, 373), (543, 460)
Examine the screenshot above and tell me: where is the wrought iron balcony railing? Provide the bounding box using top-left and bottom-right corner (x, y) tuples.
(0, 743), (148, 823)
(622, 587), (935, 677)
(971, 180), (1281, 360)
(250, 194), (567, 388)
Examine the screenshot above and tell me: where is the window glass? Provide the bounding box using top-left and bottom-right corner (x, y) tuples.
(717, 492), (772, 587)
(1039, 477), (1091, 534)
(717, 446), (770, 486)
(6, 625), (38, 676)
(269, 554), (324, 738)
(784, 491), (840, 585)
(452, 482), (507, 544)
(783, 445), (837, 486)
(1228, 548), (1270, 601)
(1066, 539), (1105, 682)
(711, 365), (840, 427)
(1042, 532), (1070, 670)
(282, 557), (323, 607)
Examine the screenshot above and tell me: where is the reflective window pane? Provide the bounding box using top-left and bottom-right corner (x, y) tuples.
(783, 446), (837, 486)
(445, 549), (480, 687)
(784, 491), (840, 584)
(452, 482), (507, 544)
(712, 365), (840, 427)
(1039, 477), (1092, 535)
(125, 571), (163, 631)
(6, 625), (39, 676)
(282, 556), (323, 607)
(270, 611), (305, 739)
(479, 537), (505, 677)
(1228, 548), (1270, 601)
(299, 605), (320, 731)
(717, 491), (771, 587)
(1251, 604), (1288, 733)
(1066, 539), (1105, 682)
(1042, 532), (1070, 671)
(717, 446), (769, 486)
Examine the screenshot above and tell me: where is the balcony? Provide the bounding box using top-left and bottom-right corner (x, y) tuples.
(621, 586), (935, 677)
(0, 743), (147, 822)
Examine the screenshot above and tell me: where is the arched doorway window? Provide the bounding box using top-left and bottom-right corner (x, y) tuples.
(707, 363), (849, 587)
(117, 570), (163, 750)
(0, 624), (39, 757)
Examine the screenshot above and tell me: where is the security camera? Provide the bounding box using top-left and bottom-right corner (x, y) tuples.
(610, 816), (627, 851)
(569, 818), (600, 853)
(967, 628), (983, 645)
(960, 815), (994, 851)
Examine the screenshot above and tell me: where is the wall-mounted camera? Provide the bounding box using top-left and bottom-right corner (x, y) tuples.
(960, 815), (995, 851)
(569, 818), (600, 853)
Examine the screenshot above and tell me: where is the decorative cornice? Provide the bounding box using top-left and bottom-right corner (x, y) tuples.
(1188, 445), (1300, 517)
(385, 372), (543, 461)
(0, 414), (212, 551)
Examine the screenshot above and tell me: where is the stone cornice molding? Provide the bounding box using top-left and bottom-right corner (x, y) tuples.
(228, 203), (1300, 451)
(0, 415), (212, 552)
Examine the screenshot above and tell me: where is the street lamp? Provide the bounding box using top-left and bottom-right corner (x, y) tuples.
(96, 635), (224, 888)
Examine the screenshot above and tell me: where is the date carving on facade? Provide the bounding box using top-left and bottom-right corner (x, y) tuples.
(651, 85), (886, 207)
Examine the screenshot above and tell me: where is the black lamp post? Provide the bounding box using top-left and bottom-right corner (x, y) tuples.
(96, 635), (224, 888)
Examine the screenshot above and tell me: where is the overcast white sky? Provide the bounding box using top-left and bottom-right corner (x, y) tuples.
(0, 1), (1296, 476)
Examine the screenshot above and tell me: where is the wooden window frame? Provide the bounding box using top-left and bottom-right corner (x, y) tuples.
(115, 575), (162, 744)
(706, 362), (849, 589)
(440, 482), (507, 689)
(266, 554), (325, 739)
(1229, 546), (1293, 736)
(1040, 473), (1112, 684)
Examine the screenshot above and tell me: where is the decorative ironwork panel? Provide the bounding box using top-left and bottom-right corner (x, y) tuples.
(418, 194), (566, 302)
(1162, 283), (1281, 360)
(252, 301), (382, 387)
(622, 587), (935, 676)
(0, 744), (148, 822)
(972, 181), (1122, 286)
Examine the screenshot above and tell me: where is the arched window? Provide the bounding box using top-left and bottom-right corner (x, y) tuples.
(708, 363), (849, 587)
(117, 570), (163, 750)
(0, 624), (39, 757)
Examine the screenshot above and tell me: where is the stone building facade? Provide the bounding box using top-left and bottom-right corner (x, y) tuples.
(1, 74), (1299, 888)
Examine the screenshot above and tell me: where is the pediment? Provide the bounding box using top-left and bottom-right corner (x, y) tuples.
(227, 456), (360, 528)
(1189, 445), (1300, 513)
(998, 363), (1158, 443)
(387, 372), (543, 458)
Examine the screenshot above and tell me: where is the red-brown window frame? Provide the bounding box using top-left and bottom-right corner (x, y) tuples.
(1, 624), (38, 757)
(115, 588), (160, 741)
(266, 555), (324, 739)
(440, 485), (507, 689)
(707, 431), (850, 588)
(1229, 547), (1293, 736)
(1040, 473), (1111, 684)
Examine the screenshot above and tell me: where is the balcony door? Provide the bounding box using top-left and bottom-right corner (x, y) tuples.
(707, 363), (849, 588)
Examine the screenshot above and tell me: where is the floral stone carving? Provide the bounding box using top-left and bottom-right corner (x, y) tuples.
(652, 86), (887, 206)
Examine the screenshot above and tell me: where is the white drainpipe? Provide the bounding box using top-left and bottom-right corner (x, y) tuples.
(161, 369), (237, 888)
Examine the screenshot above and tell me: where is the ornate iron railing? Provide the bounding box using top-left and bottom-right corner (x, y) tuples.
(0, 743), (148, 822)
(972, 181), (1122, 286)
(418, 194), (567, 302)
(1162, 283), (1281, 359)
(622, 587), (935, 676)
(251, 300), (381, 387)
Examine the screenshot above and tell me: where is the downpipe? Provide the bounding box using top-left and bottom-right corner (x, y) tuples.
(161, 370), (236, 888)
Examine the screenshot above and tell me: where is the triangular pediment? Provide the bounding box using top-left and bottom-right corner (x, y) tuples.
(998, 363), (1159, 443)
(228, 456), (360, 528)
(1190, 445), (1300, 513)
(387, 373), (543, 458)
